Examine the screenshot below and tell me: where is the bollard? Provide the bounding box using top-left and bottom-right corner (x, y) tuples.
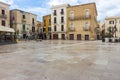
(119, 38), (120, 42)
(109, 38), (112, 42)
(102, 38), (105, 42)
(115, 39), (118, 42)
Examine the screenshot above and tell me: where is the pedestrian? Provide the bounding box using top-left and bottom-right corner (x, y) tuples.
(25, 35), (27, 41)
(25, 28), (30, 41)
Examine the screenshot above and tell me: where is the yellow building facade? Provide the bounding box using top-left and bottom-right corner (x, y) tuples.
(43, 14), (51, 39)
(67, 3), (98, 40)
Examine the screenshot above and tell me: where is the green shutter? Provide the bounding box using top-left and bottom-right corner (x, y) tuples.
(23, 24), (26, 31)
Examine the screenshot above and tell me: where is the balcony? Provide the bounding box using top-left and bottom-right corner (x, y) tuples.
(22, 19), (26, 23)
(61, 21), (64, 24)
(53, 22), (57, 25)
(69, 15), (91, 21)
(53, 31), (67, 33)
(48, 27), (51, 32)
(69, 26), (75, 32)
(11, 20), (16, 24)
(22, 30), (26, 34)
(0, 14), (7, 19)
(60, 12), (64, 15)
(53, 13), (57, 16)
(83, 26), (90, 31)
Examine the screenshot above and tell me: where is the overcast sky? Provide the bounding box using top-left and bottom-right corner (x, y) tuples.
(1, 0), (120, 22)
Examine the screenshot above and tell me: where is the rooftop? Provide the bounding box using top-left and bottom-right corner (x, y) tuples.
(0, 1), (10, 6)
(105, 16), (120, 20)
(51, 4), (70, 9)
(10, 9), (37, 16)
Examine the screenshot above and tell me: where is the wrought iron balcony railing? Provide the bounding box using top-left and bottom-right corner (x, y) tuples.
(69, 27), (75, 32)
(83, 26), (91, 31)
(69, 15), (91, 21)
(53, 13), (57, 16)
(0, 14), (7, 19)
(22, 19), (26, 23)
(60, 12), (64, 15)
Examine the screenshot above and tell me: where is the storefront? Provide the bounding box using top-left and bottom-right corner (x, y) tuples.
(0, 26), (15, 44)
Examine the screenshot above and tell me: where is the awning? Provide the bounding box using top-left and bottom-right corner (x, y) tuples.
(0, 26), (15, 32)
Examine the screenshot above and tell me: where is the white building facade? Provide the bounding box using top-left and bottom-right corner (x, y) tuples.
(105, 17), (120, 37)
(51, 4), (70, 40)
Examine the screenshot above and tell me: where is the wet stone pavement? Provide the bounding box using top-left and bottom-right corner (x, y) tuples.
(0, 40), (120, 80)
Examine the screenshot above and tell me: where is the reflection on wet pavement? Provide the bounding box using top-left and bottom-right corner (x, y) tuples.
(0, 40), (120, 80)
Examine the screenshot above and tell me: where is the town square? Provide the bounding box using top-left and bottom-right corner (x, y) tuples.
(0, 40), (120, 80)
(1, 0), (120, 80)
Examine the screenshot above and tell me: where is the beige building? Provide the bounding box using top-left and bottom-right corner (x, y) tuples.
(0, 1), (10, 27)
(37, 21), (42, 33)
(105, 17), (120, 37)
(10, 9), (37, 38)
(67, 2), (98, 40)
(0, 1), (14, 32)
(0, 1), (15, 43)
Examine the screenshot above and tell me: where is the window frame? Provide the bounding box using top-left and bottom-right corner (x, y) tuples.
(54, 25), (57, 31)
(2, 9), (5, 15)
(70, 11), (74, 19)
(85, 9), (90, 18)
(61, 25), (64, 31)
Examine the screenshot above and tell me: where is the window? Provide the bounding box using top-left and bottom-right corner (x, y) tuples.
(40, 28), (42, 32)
(54, 25), (57, 31)
(32, 27), (35, 32)
(1, 10), (6, 19)
(109, 21), (110, 24)
(70, 11), (74, 19)
(22, 15), (25, 19)
(1, 20), (5, 26)
(109, 21), (114, 24)
(43, 27), (46, 32)
(61, 25), (64, 31)
(54, 10), (57, 16)
(32, 18), (34, 25)
(22, 24), (26, 31)
(54, 17), (57, 24)
(48, 27), (51, 31)
(70, 23), (74, 31)
(85, 9), (89, 18)
(2, 10), (5, 15)
(61, 17), (64, 23)
(61, 9), (64, 14)
(113, 21), (114, 24)
(85, 22), (90, 30)
(12, 15), (15, 21)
